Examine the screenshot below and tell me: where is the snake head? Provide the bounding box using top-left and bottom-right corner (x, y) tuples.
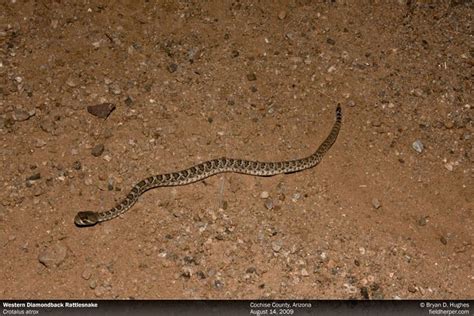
(74, 211), (99, 227)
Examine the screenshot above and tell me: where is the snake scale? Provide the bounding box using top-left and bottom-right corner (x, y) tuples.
(74, 105), (342, 227)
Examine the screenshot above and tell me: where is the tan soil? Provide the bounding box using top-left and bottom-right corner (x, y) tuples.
(0, 1), (472, 299)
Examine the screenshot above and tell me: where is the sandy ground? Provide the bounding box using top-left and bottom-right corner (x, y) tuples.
(0, 1), (472, 299)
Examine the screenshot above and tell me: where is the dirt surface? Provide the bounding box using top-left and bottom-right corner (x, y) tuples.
(1, 1), (472, 300)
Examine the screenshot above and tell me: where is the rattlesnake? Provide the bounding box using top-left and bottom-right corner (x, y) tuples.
(74, 105), (342, 227)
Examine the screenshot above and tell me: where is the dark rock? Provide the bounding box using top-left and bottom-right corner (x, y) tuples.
(91, 144), (105, 157)
(360, 286), (370, 299)
(124, 96), (133, 106)
(167, 63), (178, 73)
(246, 73), (257, 81)
(327, 38), (336, 45)
(72, 161), (82, 170)
(246, 267), (257, 274)
(440, 235), (447, 245)
(27, 173), (41, 181)
(87, 103), (116, 119)
(183, 256), (197, 265)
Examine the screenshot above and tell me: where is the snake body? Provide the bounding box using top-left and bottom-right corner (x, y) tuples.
(74, 105), (342, 227)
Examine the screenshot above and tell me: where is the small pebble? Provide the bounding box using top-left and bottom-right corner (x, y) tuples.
(260, 191), (269, 199)
(264, 198), (273, 210)
(87, 103), (116, 119)
(214, 279), (224, 289)
(444, 162), (453, 171)
(94, 285), (106, 297)
(417, 216), (427, 226)
(326, 38), (336, 45)
(347, 100), (356, 107)
(271, 241), (282, 252)
(444, 120), (454, 129)
(291, 193), (301, 202)
(440, 235), (447, 245)
(89, 280), (97, 289)
(278, 10), (287, 20)
(107, 178), (114, 191)
(13, 109), (35, 121)
(34, 139), (46, 148)
(246, 267), (257, 274)
(27, 173), (41, 181)
(327, 65), (337, 73)
(38, 243), (67, 268)
(246, 73), (257, 81)
(124, 96), (133, 106)
(40, 119), (56, 133)
(412, 140), (424, 153)
(167, 63), (178, 73)
(72, 161), (82, 170)
(66, 78), (77, 87)
(371, 198), (381, 209)
(301, 268), (309, 277)
(82, 268), (92, 280)
(408, 285), (417, 293)
(411, 88), (425, 98)
(109, 83), (121, 95)
(91, 144), (104, 157)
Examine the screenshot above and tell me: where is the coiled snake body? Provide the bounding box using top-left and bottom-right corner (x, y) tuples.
(75, 105), (342, 227)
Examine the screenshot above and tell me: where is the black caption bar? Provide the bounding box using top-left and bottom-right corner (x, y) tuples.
(1, 300), (471, 316)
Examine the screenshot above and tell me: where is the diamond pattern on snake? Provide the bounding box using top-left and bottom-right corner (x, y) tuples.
(74, 105), (342, 227)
